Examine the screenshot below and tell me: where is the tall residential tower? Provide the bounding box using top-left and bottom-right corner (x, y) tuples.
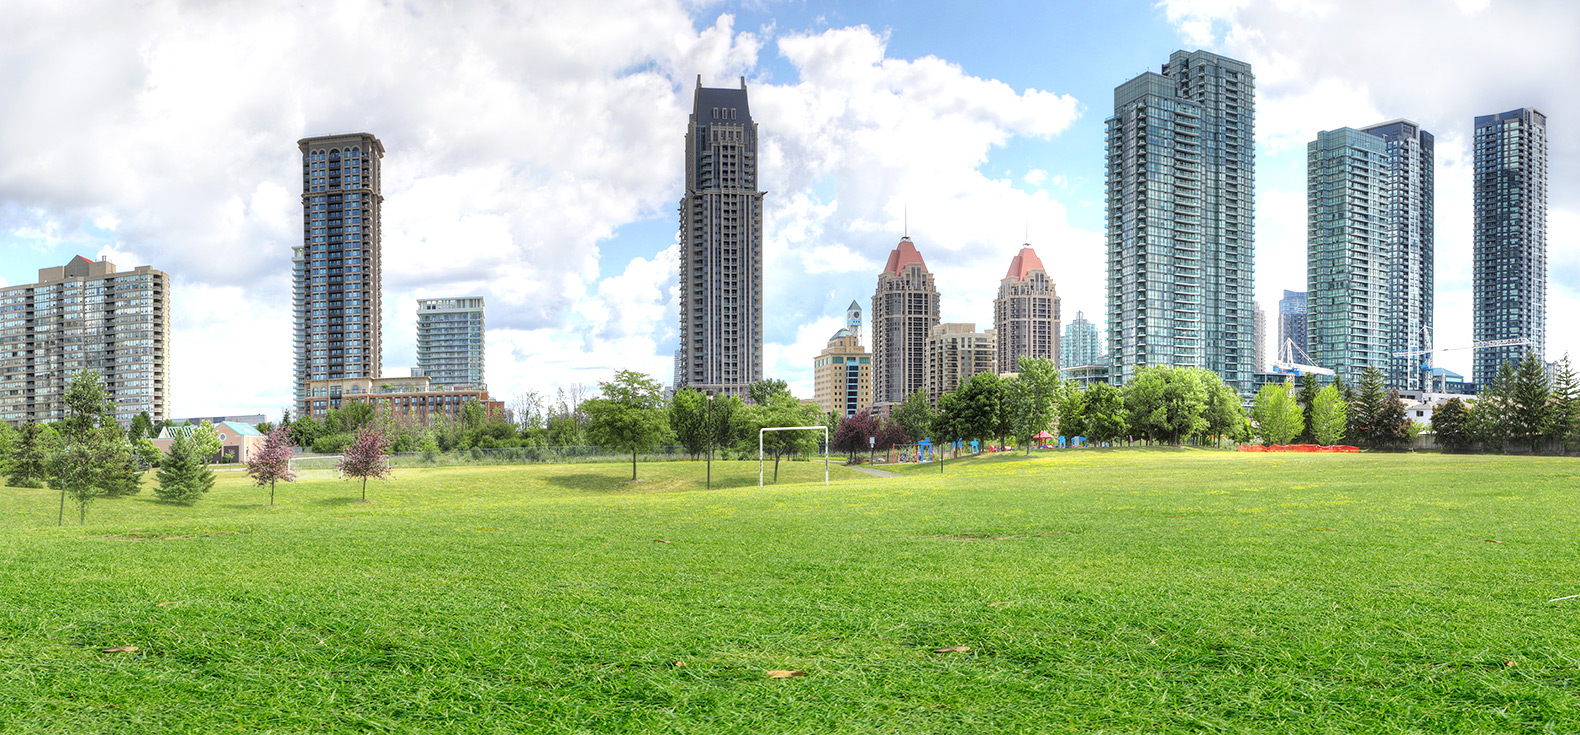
(1307, 121), (1434, 387)
(1060, 310), (1103, 369)
(993, 245), (1060, 372)
(1473, 107), (1547, 385)
(1105, 50), (1256, 393)
(812, 301), (872, 418)
(293, 133), (384, 415)
(871, 237), (940, 414)
(674, 77), (765, 400)
(416, 297), (485, 391)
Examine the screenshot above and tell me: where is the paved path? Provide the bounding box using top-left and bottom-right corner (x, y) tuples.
(849, 466), (900, 479)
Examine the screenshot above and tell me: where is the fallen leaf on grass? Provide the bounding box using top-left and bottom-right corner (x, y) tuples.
(652, 539), (671, 544)
(102, 646), (139, 653)
(766, 670), (805, 678)
(672, 660), (686, 668)
(1505, 660), (1518, 668)
(933, 646), (972, 653)
(1484, 539), (1504, 543)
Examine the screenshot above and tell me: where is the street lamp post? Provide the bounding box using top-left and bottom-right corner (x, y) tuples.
(706, 393), (713, 490)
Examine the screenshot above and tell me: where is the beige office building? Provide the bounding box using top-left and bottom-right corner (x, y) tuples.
(0, 256), (170, 426)
(994, 245), (1061, 372)
(871, 236), (940, 414)
(813, 300), (873, 418)
(925, 323), (996, 404)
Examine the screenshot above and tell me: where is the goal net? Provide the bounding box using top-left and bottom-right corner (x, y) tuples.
(289, 455), (345, 481)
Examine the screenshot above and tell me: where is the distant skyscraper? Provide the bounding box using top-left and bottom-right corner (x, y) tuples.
(416, 297), (485, 390)
(1254, 304), (1267, 373)
(871, 237), (940, 413)
(1307, 120), (1434, 387)
(1277, 290), (1308, 359)
(925, 323), (996, 404)
(1060, 310), (1103, 369)
(294, 133), (384, 416)
(1473, 107), (1547, 386)
(994, 245), (1061, 372)
(674, 77), (764, 400)
(1106, 50), (1256, 393)
(0, 257), (170, 426)
(813, 301), (872, 418)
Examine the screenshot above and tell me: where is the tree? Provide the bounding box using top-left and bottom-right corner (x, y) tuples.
(128, 411), (156, 442)
(1295, 373), (1320, 443)
(7, 423), (56, 489)
(874, 419), (909, 455)
(931, 391), (966, 461)
(1550, 356), (1579, 453)
(52, 371), (129, 525)
(832, 411), (880, 462)
(291, 414), (325, 449)
(1472, 361), (1516, 454)
(707, 394), (744, 456)
(741, 393), (824, 483)
(955, 372), (1006, 445)
(1348, 367), (1387, 448)
(1310, 384), (1348, 446)
(1432, 397), (1472, 452)
(1509, 351), (1552, 453)
(1083, 382), (1128, 445)
(1056, 386), (1086, 445)
(0, 422), (14, 480)
(890, 389), (935, 445)
(583, 370), (673, 480)
(1371, 390), (1410, 450)
(156, 430), (216, 505)
(247, 426), (297, 506)
(1251, 383), (1303, 446)
(1007, 357), (1060, 455)
(339, 424), (392, 502)
(1124, 366), (1207, 445)
(747, 378), (790, 406)
(668, 388), (709, 459)
(1198, 370), (1246, 446)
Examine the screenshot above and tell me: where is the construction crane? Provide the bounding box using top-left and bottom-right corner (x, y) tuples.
(1392, 327), (1533, 399)
(1270, 337), (1334, 377)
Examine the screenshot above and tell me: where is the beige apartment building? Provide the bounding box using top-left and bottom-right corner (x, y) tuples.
(994, 245), (1060, 372)
(812, 300), (873, 418)
(871, 236), (940, 415)
(305, 374), (503, 426)
(0, 256), (170, 426)
(925, 323), (996, 404)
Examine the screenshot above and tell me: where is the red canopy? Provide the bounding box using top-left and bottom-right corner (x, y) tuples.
(1032, 431), (1054, 440)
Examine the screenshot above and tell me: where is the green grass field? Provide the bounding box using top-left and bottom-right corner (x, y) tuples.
(3, 450), (1579, 733)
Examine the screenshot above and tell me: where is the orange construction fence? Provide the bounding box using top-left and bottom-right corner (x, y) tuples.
(1238, 443), (1359, 453)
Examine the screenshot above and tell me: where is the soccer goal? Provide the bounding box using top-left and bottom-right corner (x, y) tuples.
(288, 455), (345, 481)
(759, 426), (829, 487)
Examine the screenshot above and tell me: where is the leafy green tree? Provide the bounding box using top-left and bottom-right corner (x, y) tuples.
(1124, 366), (1207, 445)
(583, 370), (673, 480)
(1251, 383), (1303, 446)
(1198, 370), (1246, 446)
(128, 411), (156, 442)
(1348, 367), (1387, 448)
(7, 423), (56, 488)
(930, 391), (965, 460)
(1371, 389), (1410, 450)
(324, 402), (376, 435)
(0, 422), (14, 480)
(291, 414), (325, 449)
(1310, 384), (1348, 446)
(668, 388), (709, 459)
(1471, 361), (1516, 453)
(1549, 356), (1579, 453)
(747, 378), (790, 406)
(156, 430), (216, 505)
(954, 372), (1006, 445)
(707, 394), (744, 455)
(890, 389), (935, 444)
(1432, 398), (1472, 452)
(52, 371), (130, 524)
(1007, 357), (1060, 455)
(741, 393), (825, 483)
(1056, 386), (1086, 445)
(1510, 351), (1552, 453)
(1083, 381), (1128, 445)
(1295, 373), (1320, 443)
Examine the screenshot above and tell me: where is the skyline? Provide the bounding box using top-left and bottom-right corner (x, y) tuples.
(2, 0), (1576, 416)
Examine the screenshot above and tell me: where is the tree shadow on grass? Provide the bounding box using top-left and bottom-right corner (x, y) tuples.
(310, 496), (372, 507)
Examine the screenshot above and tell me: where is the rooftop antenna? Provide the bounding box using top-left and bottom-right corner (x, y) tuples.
(903, 205), (908, 237)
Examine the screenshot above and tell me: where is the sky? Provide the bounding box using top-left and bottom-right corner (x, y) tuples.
(1, 0), (1575, 419)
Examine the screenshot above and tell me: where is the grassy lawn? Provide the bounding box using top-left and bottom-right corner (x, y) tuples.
(2, 450), (1578, 733)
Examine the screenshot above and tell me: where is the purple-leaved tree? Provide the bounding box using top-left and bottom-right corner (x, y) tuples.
(339, 424), (392, 502)
(246, 425), (297, 506)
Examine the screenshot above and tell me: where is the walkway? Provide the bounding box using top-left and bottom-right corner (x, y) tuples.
(849, 466), (899, 479)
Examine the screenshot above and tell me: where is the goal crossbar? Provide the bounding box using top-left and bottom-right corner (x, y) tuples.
(759, 426), (829, 487)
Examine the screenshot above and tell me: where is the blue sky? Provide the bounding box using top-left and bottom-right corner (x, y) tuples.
(1, 0), (1575, 416)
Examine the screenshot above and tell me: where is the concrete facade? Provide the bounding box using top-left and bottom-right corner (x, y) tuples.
(416, 296), (485, 390)
(993, 245), (1061, 372)
(1473, 107), (1547, 385)
(305, 374), (503, 426)
(293, 133), (385, 416)
(925, 323), (996, 404)
(870, 236), (940, 414)
(675, 77), (765, 401)
(812, 302), (873, 418)
(0, 256), (170, 426)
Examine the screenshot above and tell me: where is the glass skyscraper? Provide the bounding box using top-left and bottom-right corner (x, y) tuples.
(1277, 290), (1308, 360)
(1307, 120), (1433, 388)
(1105, 50), (1256, 393)
(416, 297), (485, 391)
(1473, 107), (1547, 386)
(1060, 310), (1103, 369)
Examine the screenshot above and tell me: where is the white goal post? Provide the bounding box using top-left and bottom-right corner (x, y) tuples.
(759, 426), (829, 487)
(287, 454), (390, 479)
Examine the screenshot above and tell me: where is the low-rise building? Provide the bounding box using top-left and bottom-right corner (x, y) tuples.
(305, 375), (503, 426)
(151, 421), (265, 464)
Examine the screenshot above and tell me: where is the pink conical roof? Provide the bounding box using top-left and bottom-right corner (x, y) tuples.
(1004, 245), (1045, 280)
(882, 236), (928, 275)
